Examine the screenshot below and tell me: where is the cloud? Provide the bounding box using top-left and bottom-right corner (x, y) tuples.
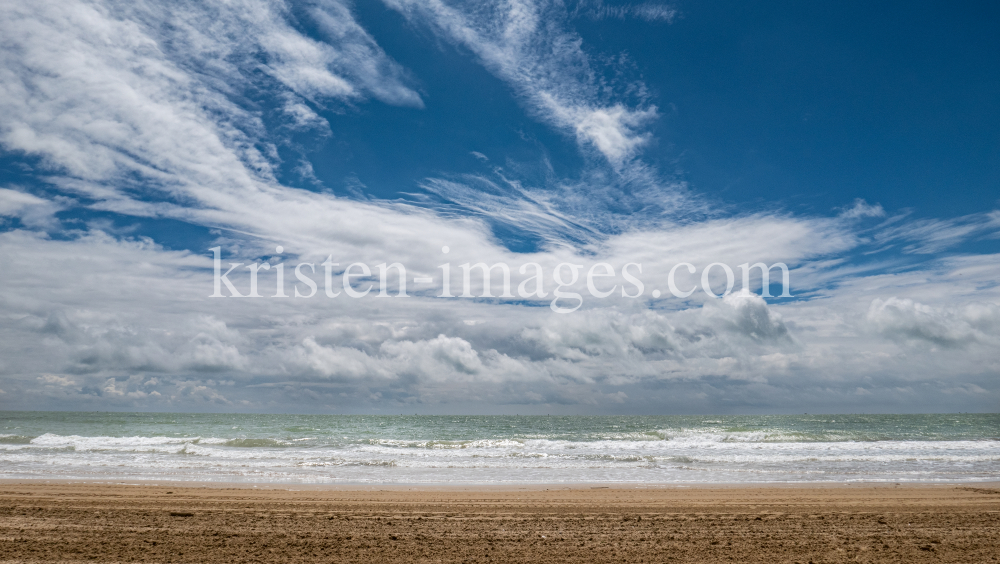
(383, 0), (658, 164)
(838, 198), (885, 219)
(572, 1), (678, 22)
(565, 104), (657, 163)
(0, 0), (419, 200)
(2, 0), (674, 253)
(122, 0), (422, 107)
(872, 211), (1000, 254)
(0, 0), (500, 263)
(0, 225), (997, 412)
(0, 188), (63, 229)
(514, 292), (792, 367)
(865, 297), (1000, 348)
(703, 292), (791, 343)
(383, 335), (486, 376)
(416, 154), (713, 247)
(418, 175), (605, 247)
(306, 0), (424, 107)
(38, 374), (76, 387)
(280, 96), (332, 133)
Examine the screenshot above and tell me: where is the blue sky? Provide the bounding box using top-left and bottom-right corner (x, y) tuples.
(320, 1), (1000, 219)
(0, 0), (997, 414)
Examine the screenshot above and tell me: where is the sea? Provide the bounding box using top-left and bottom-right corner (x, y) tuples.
(1, 412), (997, 485)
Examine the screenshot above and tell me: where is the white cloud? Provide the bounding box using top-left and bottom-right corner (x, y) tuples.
(383, 335), (486, 376)
(0, 226), (996, 412)
(307, 0), (424, 107)
(0, 188), (63, 230)
(872, 211), (1000, 254)
(865, 297), (1000, 348)
(515, 292), (792, 367)
(280, 96), (331, 133)
(383, 0), (657, 164)
(0, 0), (419, 200)
(122, 0), (422, 106)
(567, 104), (657, 163)
(38, 374), (76, 387)
(838, 198), (885, 219)
(572, 1), (678, 22)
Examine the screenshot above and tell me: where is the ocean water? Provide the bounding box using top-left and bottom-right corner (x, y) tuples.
(1, 412), (997, 485)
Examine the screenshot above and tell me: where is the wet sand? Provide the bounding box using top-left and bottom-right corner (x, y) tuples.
(1, 482), (998, 563)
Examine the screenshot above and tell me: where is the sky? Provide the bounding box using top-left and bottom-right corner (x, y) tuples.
(0, 0), (998, 414)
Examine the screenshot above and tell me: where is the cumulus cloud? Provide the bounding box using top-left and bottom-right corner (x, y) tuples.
(702, 292), (791, 343)
(0, 224), (997, 412)
(511, 293), (792, 369)
(865, 297), (1000, 348)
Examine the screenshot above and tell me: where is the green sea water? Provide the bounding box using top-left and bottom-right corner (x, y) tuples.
(1, 411), (997, 484)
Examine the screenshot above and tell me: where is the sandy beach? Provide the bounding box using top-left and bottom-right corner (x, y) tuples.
(1, 482), (998, 563)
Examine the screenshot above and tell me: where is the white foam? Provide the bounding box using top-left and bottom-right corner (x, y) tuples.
(0, 430), (995, 484)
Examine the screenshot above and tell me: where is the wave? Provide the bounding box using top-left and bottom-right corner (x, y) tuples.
(223, 438), (291, 448)
(12, 432), (1000, 458)
(0, 434), (34, 444)
(368, 438), (527, 449)
(1, 413), (996, 484)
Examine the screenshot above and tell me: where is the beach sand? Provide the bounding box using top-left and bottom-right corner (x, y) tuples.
(1, 482), (998, 563)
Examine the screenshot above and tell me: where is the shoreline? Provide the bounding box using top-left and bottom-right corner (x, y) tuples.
(2, 477), (1000, 491)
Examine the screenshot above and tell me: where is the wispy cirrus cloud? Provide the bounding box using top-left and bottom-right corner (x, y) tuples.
(0, 187), (64, 230)
(0, 0), (419, 201)
(871, 211), (1000, 254)
(383, 0), (658, 164)
(570, 0), (678, 23)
